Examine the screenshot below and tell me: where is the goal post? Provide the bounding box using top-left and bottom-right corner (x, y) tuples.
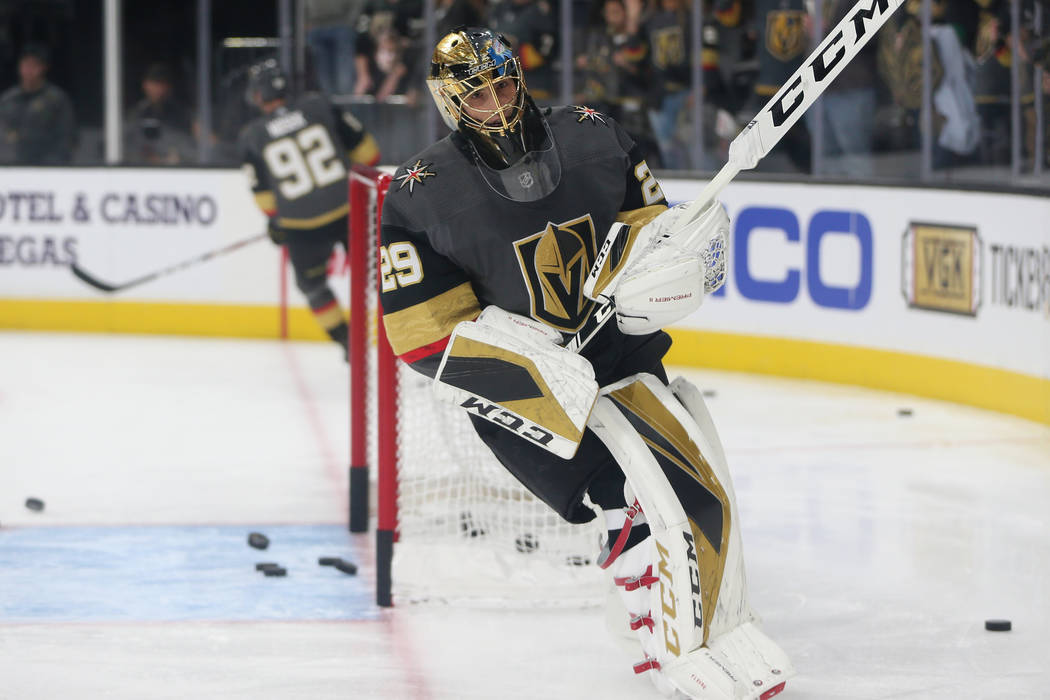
(348, 165), (607, 608)
(348, 165), (391, 533)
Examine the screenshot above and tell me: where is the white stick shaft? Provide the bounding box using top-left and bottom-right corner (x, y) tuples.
(679, 0), (906, 222)
(568, 0), (906, 353)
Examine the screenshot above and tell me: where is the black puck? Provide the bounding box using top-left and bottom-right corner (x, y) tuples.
(515, 533), (538, 553)
(255, 562), (280, 571)
(985, 619), (1011, 632)
(25, 497), (45, 512)
(897, 408), (913, 417)
(334, 560), (358, 575)
(318, 556), (342, 566)
(247, 532), (269, 550)
(702, 389), (717, 398)
(263, 567), (287, 577)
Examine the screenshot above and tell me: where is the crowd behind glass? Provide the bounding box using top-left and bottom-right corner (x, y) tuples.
(1, 0), (1047, 187)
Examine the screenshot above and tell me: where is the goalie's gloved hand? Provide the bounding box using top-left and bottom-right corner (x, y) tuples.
(584, 201), (730, 335)
(267, 218), (287, 245)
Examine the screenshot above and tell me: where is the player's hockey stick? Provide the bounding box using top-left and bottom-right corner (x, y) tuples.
(70, 232), (268, 293)
(566, 0), (906, 354)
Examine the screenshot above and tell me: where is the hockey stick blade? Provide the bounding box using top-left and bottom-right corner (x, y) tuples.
(70, 263), (123, 292)
(69, 232), (268, 294)
(565, 0), (905, 353)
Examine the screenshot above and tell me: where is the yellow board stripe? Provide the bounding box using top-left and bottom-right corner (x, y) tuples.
(666, 328), (1050, 427)
(1, 299), (1046, 427)
(0, 299), (330, 341)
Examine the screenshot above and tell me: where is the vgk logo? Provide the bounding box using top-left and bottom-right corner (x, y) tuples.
(513, 214), (597, 332)
(652, 26), (685, 70)
(902, 222), (981, 316)
(765, 10), (807, 62)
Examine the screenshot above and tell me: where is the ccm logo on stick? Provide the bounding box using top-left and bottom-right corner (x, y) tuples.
(720, 207), (874, 310)
(770, 0), (900, 128)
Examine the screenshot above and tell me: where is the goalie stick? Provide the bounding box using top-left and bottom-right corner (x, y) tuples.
(70, 232), (267, 293)
(565, 0), (906, 354)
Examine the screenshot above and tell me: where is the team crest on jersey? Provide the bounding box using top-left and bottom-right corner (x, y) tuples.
(765, 10), (806, 62)
(395, 160), (436, 194)
(573, 106), (607, 125)
(513, 215), (598, 333)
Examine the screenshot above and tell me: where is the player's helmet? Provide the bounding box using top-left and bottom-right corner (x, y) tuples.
(246, 59), (288, 105)
(428, 27), (561, 202)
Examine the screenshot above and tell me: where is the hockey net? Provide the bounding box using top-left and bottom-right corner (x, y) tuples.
(348, 165), (606, 607)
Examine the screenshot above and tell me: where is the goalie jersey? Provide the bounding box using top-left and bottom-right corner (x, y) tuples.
(238, 93), (379, 230)
(379, 106), (670, 383)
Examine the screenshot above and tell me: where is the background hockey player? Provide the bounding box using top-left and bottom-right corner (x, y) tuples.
(379, 27), (793, 698)
(239, 59), (380, 356)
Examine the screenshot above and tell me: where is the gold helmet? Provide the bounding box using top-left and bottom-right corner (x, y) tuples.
(427, 27), (528, 139)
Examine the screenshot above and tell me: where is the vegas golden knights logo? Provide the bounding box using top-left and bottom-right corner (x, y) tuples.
(652, 26), (685, 71)
(513, 214), (598, 333)
(765, 10), (806, 62)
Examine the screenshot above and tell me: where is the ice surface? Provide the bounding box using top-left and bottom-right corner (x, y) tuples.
(1, 331), (1047, 699)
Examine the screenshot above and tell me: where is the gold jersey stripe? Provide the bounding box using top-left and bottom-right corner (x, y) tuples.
(253, 190), (277, 213)
(278, 202), (349, 230)
(616, 203), (667, 228)
(590, 204), (668, 297)
(348, 133), (380, 165)
(382, 282), (480, 356)
(312, 303), (345, 330)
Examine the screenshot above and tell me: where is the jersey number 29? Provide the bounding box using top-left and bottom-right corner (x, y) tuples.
(263, 124), (346, 200)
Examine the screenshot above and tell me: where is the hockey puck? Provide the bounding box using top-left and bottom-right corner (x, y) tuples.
(247, 532), (269, 550)
(459, 511), (486, 538)
(318, 556), (342, 566)
(24, 497), (44, 512)
(897, 408), (913, 417)
(263, 567), (287, 577)
(984, 619), (1011, 631)
(515, 533), (538, 553)
(702, 389), (717, 398)
(255, 562), (280, 571)
(334, 560), (358, 575)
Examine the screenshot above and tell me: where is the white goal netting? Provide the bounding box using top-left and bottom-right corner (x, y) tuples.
(348, 166), (606, 607)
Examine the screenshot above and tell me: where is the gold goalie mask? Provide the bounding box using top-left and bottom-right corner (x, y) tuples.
(427, 27), (562, 202)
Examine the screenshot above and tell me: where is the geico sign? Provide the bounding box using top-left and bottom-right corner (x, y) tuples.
(716, 206), (873, 310)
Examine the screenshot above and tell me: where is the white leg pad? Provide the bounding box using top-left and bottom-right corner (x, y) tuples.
(588, 373), (794, 700)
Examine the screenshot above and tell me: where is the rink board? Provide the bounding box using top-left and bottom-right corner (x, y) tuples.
(1, 167), (1047, 424)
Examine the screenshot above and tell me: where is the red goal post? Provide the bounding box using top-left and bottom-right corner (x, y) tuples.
(348, 165), (606, 608)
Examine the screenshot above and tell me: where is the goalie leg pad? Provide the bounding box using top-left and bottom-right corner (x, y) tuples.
(588, 373), (793, 699)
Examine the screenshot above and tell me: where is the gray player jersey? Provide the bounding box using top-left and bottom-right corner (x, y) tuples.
(238, 93), (376, 229)
(379, 106), (669, 380)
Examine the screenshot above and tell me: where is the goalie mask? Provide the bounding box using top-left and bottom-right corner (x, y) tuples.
(428, 27), (561, 202)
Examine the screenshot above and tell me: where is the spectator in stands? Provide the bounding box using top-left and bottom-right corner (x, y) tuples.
(577, 0), (663, 166)
(0, 43), (75, 165)
(973, 0), (1039, 167)
(306, 0), (364, 95)
(360, 29), (421, 103)
(878, 1), (980, 169)
(819, 0), (878, 176)
(644, 0), (693, 169)
(354, 0), (425, 96)
(124, 63), (195, 165)
(436, 0), (488, 37)
(750, 0), (810, 173)
(489, 0), (558, 100)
